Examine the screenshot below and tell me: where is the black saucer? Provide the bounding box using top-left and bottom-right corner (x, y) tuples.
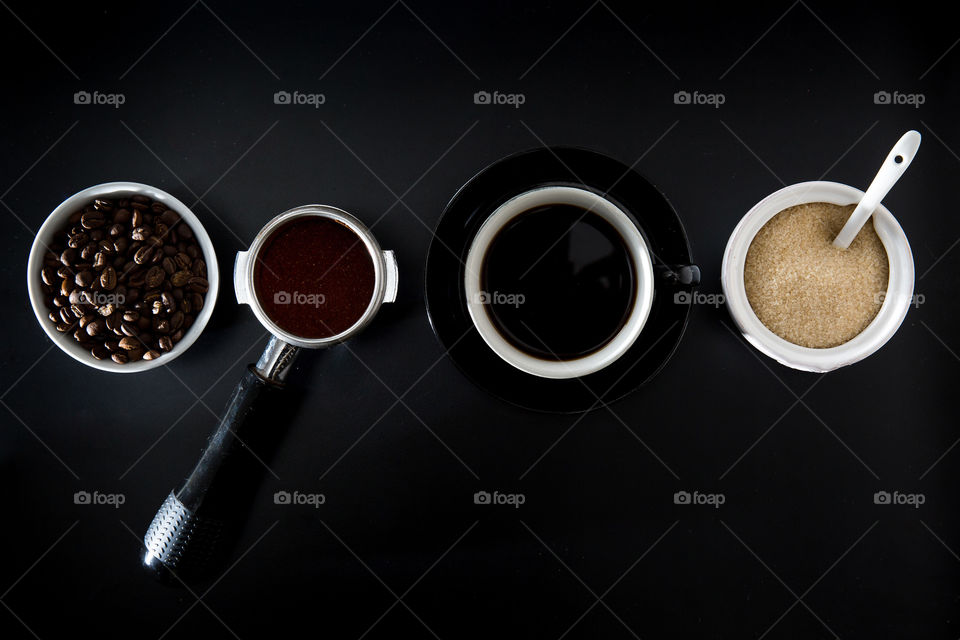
(424, 147), (698, 413)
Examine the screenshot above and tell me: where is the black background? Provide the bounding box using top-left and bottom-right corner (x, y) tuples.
(2, 1), (958, 638)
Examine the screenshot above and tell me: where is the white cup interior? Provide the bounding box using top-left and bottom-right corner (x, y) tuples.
(27, 182), (220, 373)
(721, 181), (914, 372)
(464, 185), (655, 379)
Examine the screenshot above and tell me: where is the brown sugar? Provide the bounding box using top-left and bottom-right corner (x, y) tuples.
(744, 202), (889, 349)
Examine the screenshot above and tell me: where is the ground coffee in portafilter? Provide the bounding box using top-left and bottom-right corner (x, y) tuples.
(253, 217), (376, 339)
(39, 196), (209, 364)
(480, 204), (636, 360)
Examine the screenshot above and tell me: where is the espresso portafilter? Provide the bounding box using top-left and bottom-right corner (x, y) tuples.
(142, 205), (398, 584)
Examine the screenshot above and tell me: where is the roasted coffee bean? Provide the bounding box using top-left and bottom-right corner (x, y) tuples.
(86, 319), (105, 336)
(122, 310), (139, 322)
(144, 265), (165, 289)
(131, 226), (151, 241)
(134, 245), (154, 265)
(114, 208), (131, 224)
(60, 278), (74, 296)
(104, 339), (120, 352)
(119, 336), (140, 351)
(171, 329), (185, 343)
(162, 256), (176, 275)
(59, 308), (72, 324)
(113, 237), (129, 255)
(154, 318), (171, 334)
(160, 209), (180, 226)
(98, 239), (115, 255)
(74, 328), (89, 343)
(178, 223), (193, 239)
(121, 322), (138, 337)
(75, 270), (94, 288)
(47, 311), (58, 323)
(158, 336), (173, 352)
(60, 248), (76, 266)
(131, 209), (143, 227)
(111, 352), (128, 364)
(190, 292), (204, 312)
(98, 303), (116, 317)
(93, 252), (108, 269)
(143, 349), (161, 360)
(69, 304), (84, 318)
(170, 270), (192, 287)
(93, 198), (114, 211)
(191, 259), (206, 277)
(105, 312), (120, 331)
(67, 232), (88, 249)
(81, 210), (106, 229)
(41, 267), (57, 286)
(100, 266), (117, 290)
(151, 299), (163, 315)
(108, 223), (124, 237)
(56, 321), (72, 332)
(169, 310), (185, 331)
(161, 292), (175, 310)
(91, 344), (109, 360)
(79, 314), (95, 329)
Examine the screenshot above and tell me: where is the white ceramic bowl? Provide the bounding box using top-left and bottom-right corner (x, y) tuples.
(721, 181), (914, 372)
(463, 185), (655, 379)
(27, 182), (220, 372)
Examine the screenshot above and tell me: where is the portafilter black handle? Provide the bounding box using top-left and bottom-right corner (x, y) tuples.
(142, 336), (299, 584)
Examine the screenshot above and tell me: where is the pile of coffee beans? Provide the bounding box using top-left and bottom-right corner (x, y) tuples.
(39, 195), (209, 364)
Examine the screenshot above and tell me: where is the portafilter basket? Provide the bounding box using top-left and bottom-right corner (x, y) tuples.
(142, 205), (398, 583)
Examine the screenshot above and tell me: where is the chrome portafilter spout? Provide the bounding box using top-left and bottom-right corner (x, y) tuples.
(142, 205), (398, 585)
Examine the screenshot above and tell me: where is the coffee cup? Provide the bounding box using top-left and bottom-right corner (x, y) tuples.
(463, 185), (655, 379)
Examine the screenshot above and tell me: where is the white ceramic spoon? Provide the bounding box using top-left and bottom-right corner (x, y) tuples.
(833, 130), (921, 249)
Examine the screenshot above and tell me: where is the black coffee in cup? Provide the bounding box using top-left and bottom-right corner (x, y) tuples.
(480, 203), (637, 361)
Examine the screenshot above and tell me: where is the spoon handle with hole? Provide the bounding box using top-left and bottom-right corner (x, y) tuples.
(833, 130), (921, 249)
